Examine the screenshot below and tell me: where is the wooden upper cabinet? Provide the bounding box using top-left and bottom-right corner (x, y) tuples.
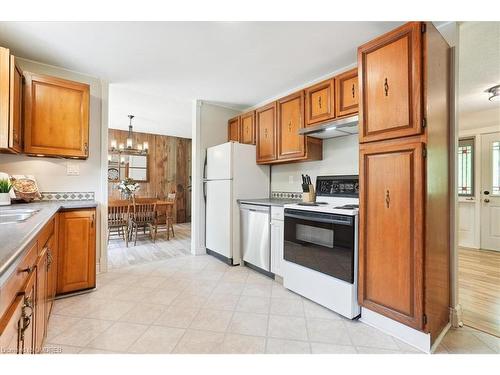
(305, 78), (335, 126)
(335, 68), (359, 117)
(0, 48), (23, 153)
(277, 91), (305, 160)
(239, 111), (255, 145)
(358, 139), (424, 330)
(255, 102), (277, 164)
(23, 72), (90, 158)
(57, 209), (96, 295)
(227, 116), (240, 142)
(358, 22), (423, 143)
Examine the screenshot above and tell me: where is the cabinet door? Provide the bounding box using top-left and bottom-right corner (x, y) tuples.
(46, 234), (57, 317)
(358, 139), (424, 330)
(35, 247), (48, 353)
(239, 111), (255, 145)
(20, 271), (36, 354)
(227, 116), (240, 142)
(0, 295), (23, 354)
(9, 55), (22, 153)
(335, 68), (359, 117)
(270, 219), (284, 277)
(23, 72), (90, 158)
(358, 22), (422, 143)
(277, 91), (305, 160)
(305, 78), (335, 126)
(256, 102), (277, 164)
(0, 47), (9, 151)
(57, 209), (96, 294)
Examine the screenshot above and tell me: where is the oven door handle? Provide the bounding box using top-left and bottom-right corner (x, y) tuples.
(284, 213), (353, 226)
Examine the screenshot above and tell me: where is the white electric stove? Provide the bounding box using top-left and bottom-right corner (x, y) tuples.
(282, 175), (361, 319)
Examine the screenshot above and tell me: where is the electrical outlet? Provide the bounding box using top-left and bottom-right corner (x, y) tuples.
(67, 162), (80, 176)
(288, 175), (294, 184)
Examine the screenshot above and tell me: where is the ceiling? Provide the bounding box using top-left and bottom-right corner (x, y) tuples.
(0, 22), (402, 138)
(459, 22), (500, 130)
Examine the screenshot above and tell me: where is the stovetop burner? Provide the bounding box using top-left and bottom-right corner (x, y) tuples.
(334, 204), (359, 209)
(297, 201), (329, 206)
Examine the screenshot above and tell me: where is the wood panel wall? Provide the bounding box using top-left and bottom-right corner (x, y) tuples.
(108, 129), (192, 223)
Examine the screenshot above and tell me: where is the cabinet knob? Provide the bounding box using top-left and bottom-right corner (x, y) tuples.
(384, 78), (389, 96)
(352, 84), (355, 98)
(484, 198), (490, 203)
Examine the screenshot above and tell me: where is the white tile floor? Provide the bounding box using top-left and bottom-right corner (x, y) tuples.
(43, 253), (500, 354)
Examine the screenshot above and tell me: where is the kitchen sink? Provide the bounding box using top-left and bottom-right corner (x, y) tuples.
(0, 209), (39, 224)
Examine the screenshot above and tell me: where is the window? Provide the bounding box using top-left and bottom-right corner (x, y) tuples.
(493, 141), (500, 195)
(458, 138), (474, 196)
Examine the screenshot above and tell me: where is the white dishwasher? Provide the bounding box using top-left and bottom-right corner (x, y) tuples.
(239, 203), (271, 276)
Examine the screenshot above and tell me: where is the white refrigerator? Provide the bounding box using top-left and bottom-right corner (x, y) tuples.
(204, 142), (270, 265)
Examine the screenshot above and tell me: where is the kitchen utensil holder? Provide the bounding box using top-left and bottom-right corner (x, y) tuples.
(302, 185), (316, 203)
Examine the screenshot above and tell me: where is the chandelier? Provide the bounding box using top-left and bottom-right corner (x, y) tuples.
(109, 115), (149, 154)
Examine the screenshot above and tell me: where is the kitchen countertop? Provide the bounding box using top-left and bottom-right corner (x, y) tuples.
(238, 198), (300, 207)
(0, 200), (98, 285)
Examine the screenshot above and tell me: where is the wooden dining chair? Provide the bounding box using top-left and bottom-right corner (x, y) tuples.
(108, 202), (130, 247)
(130, 197), (157, 245)
(166, 192), (176, 239)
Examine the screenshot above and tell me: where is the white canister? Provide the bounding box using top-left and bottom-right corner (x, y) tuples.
(0, 192), (11, 206)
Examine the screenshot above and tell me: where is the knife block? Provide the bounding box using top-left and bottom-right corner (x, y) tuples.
(302, 185), (316, 203)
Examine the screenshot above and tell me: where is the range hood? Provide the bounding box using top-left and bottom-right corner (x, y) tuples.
(299, 115), (358, 139)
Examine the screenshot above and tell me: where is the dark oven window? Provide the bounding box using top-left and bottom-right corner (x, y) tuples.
(284, 211), (355, 283)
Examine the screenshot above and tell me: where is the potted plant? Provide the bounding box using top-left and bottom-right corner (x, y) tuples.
(0, 178), (12, 206)
(117, 177), (140, 200)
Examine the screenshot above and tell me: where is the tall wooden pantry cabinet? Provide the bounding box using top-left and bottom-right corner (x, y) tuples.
(357, 22), (451, 345)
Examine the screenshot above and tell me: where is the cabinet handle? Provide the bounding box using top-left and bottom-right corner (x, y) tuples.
(484, 198), (490, 203)
(385, 189), (390, 208)
(384, 78), (389, 96)
(352, 84), (355, 98)
(318, 96), (322, 109)
(47, 248), (53, 268)
(84, 142), (89, 154)
(19, 266), (33, 274)
(91, 213), (95, 228)
(288, 121), (292, 132)
(264, 128), (268, 138)
(20, 296), (33, 341)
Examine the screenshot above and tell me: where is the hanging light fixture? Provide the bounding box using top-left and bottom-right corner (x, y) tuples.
(486, 84), (500, 102)
(109, 115), (148, 155)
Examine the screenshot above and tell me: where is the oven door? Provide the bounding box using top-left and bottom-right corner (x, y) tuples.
(284, 209), (355, 283)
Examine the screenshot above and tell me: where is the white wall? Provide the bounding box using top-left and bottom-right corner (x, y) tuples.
(271, 134), (359, 192)
(191, 100), (240, 255)
(0, 57), (105, 266)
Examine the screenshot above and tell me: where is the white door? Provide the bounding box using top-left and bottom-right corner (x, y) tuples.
(480, 132), (500, 251)
(206, 142), (232, 180)
(205, 180), (232, 258)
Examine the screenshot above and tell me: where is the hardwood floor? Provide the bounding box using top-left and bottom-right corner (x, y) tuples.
(458, 247), (500, 337)
(107, 223), (191, 269)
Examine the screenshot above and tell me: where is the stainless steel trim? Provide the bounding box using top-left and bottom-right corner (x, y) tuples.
(298, 115), (358, 139)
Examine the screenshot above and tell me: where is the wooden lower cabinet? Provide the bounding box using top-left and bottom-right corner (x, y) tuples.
(57, 209), (96, 295)
(19, 272), (36, 354)
(35, 247), (48, 353)
(0, 295), (23, 354)
(358, 139), (424, 329)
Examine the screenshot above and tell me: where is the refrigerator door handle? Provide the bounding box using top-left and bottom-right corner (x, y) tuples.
(203, 150), (208, 180)
(203, 181), (207, 204)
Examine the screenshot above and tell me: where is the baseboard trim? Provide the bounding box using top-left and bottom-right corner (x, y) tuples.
(431, 323), (451, 353)
(360, 307), (431, 353)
